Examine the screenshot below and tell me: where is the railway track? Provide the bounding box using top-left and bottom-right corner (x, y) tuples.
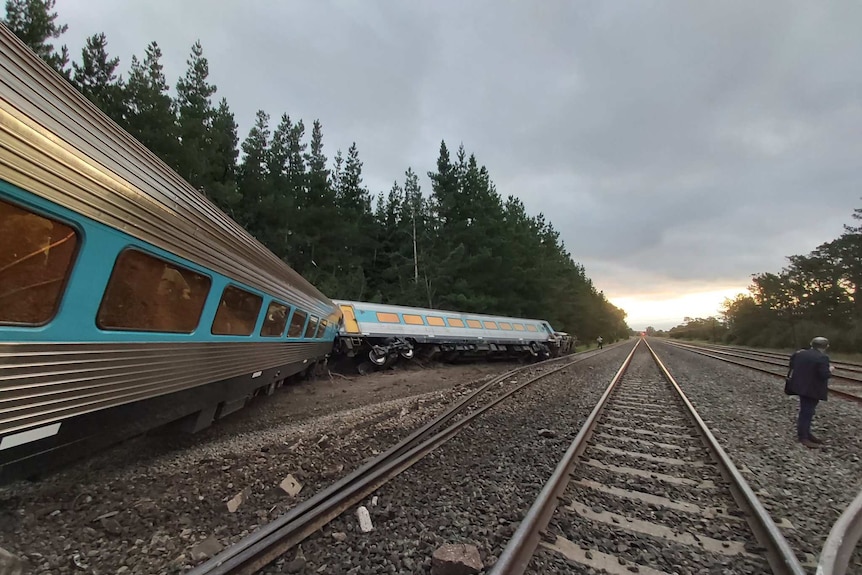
(491, 339), (805, 575)
(664, 340), (862, 403)
(185, 349), (603, 574)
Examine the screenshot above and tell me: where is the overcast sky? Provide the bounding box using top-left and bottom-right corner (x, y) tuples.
(56, 1), (861, 329)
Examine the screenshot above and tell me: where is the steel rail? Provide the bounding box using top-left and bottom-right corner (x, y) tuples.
(664, 341), (862, 404)
(489, 339), (640, 573)
(667, 341), (862, 384)
(672, 341), (862, 374)
(644, 338), (806, 575)
(817, 487), (862, 575)
(491, 338), (806, 575)
(186, 353), (592, 574)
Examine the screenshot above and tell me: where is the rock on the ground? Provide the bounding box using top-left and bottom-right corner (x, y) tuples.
(431, 543), (483, 575)
(356, 506), (374, 532)
(189, 536), (223, 561)
(0, 547), (25, 575)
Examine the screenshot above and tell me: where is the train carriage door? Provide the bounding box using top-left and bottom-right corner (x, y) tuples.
(339, 304), (361, 334)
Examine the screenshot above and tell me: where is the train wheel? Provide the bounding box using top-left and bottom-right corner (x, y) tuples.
(399, 348), (415, 360)
(369, 349), (387, 366)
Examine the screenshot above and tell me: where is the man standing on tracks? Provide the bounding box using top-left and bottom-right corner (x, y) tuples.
(597, 336), (603, 349)
(787, 336), (834, 448)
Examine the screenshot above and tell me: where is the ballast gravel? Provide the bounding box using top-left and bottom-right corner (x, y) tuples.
(262, 343), (638, 574)
(0, 362), (520, 575)
(652, 339), (862, 572)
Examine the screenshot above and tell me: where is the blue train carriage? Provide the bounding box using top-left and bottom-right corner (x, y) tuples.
(334, 300), (564, 368)
(0, 26), (340, 482)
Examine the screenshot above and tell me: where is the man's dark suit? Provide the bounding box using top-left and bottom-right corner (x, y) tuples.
(788, 348), (831, 400)
(787, 347), (831, 443)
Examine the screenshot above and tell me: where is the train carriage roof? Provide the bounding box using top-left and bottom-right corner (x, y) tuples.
(334, 300), (552, 326)
(0, 26), (334, 317)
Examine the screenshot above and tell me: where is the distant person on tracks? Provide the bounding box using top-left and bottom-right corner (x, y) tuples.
(597, 336), (603, 349)
(787, 336), (834, 448)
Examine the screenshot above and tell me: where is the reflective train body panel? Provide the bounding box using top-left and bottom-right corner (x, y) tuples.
(334, 300), (563, 366)
(0, 26), (339, 481)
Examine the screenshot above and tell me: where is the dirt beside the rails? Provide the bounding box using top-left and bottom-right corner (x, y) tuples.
(213, 360), (523, 434)
(0, 360), (527, 575)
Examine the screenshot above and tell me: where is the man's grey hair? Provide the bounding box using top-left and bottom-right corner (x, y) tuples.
(810, 336), (830, 350)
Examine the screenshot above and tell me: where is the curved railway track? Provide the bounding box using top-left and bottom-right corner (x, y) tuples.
(185, 350), (595, 574)
(491, 339), (805, 575)
(664, 340), (862, 403)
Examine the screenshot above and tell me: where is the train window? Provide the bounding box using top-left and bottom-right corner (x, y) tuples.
(377, 312), (401, 323)
(304, 316), (319, 338)
(526, 324), (538, 332)
(513, 323), (525, 331)
(211, 285), (262, 336)
(499, 322), (512, 330)
(98, 249), (210, 332)
(483, 321), (498, 330)
(260, 301), (289, 337)
(446, 318), (465, 328)
(403, 314), (425, 325)
(287, 310), (307, 337)
(0, 198), (79, 325)
(427, 316), (445, 326)
(466, 319), (482, 329)
(318, 320), (328, 338)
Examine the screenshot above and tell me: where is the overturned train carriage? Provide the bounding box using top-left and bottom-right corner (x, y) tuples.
(0, 27), (340, 482)
(334, 300), (568, 369)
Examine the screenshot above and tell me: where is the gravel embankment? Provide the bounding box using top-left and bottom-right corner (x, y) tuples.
(0, 362), (520, 575)
(263, 342), (637, 574)
(652, 339), (862, 572)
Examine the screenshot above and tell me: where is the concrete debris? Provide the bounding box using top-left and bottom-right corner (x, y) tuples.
(0, 547), (25, 575)
(227, 488), (250, 513)
(356, 506), (374, 533)
(371, 496), (379, 506)
(331, 532), (347, 542)
(316, 434), (329, 447)
(538, 428), (556, 438)
(189, 536), (223, 561)
(279, 474), (303, 497)
(431, 543), (483, 575)
(284, 546), (306, 573)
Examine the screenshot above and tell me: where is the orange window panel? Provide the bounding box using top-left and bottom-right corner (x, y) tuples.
(427, 316), (445, 326)
(499, 322), (512, 330)
(483, 321), (498, 330)
(513, 323), (525, 331)
(526, 324), (538, 332)
(402, 314), (425, 325)
(466, 319), (482, 328)
(447, 318), (465, 328)
(377, 312), (401, 323)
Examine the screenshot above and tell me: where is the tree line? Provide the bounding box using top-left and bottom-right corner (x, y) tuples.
(663, 205), (861, 352)
(2, 0), (630, 342)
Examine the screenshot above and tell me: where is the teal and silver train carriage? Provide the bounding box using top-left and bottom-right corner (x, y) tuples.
(334, 299), (565, 368)
(0, 26), (340, 482)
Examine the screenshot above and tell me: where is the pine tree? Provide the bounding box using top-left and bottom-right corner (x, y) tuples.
(124, 42), (178, 165)
(72, 33), (124, 123)
(237, 110), (272, 246)
(175, 41), (217, 193)
(3, 0), (69, 74)
(206, 98), (242, 215)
